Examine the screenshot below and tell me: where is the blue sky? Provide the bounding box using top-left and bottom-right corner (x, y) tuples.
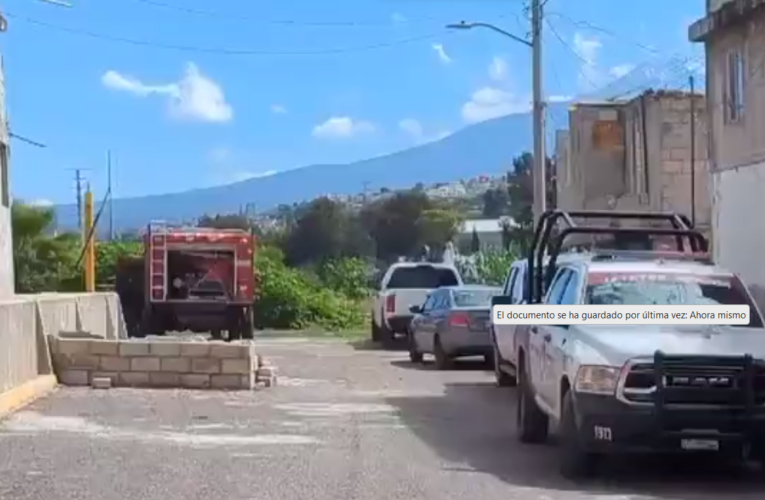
(1, 0), (704, 205)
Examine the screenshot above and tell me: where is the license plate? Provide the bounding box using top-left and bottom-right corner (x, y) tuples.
(681, 439), (719, 451)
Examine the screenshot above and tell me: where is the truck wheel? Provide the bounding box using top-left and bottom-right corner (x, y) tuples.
(371, 319), (381, 342)
(408, 330), (423, 363)
(494, 347), (517, 387)
(516, 365), (549, 443)
(559, 391), (599, 478)
(379, 323), (395, 348)
(433, 336), (451, 370)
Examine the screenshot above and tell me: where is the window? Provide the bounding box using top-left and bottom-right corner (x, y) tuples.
(512, 268), (526, 304)
(452, 288), (501, 307)
(386, 265), (460, 289)
(503, 268), (518, 296)
(725, 47), (746, 123)
(546, 269), (573, 305)
(421, 294), (437, 313)
(559, 272), (581, 305)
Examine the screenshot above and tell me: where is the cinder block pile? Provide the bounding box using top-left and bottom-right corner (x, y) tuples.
(50, 337), (273, 390)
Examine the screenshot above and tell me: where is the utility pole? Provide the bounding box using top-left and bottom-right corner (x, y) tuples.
(73, 168), (84, 232)
(107, 150), (114, 241)
(531, 0), (546, 223)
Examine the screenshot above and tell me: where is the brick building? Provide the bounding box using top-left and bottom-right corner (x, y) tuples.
(555, 90), (709, 234)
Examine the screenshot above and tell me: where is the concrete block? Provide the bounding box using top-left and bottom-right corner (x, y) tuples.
(191, 358), (220, 374)
(150, 342), (181, 357)
(56, 338), (93, 356)
(91, 377), (112, 389)
(160, 357), (191, 372)
(179, 343), (210, 357)
(130, 357), (161, 372)
(89, 340), (120, 356)
(100, 356), (130, 372)
(91, 371), (118, 384)
(67, 353), (101, 370)
(240, 373), (255, 390)
(119, 341), (151, 356)
(149, 372), (180, 387)
(210, 374), (245, 389)
(258, 365), (278, 377)
(180, 374), (211, 389)
(209, 343), (249, 359)
(119, 372), (150, 387)
(59, 369), (89, 386)
(221, 359), (252, 375)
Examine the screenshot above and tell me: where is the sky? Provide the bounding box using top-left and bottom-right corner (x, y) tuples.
(0, 0), (705, 206)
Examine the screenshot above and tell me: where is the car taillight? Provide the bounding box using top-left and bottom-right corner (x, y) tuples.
(386, 294), (396, 313)
(448, 312), (470, 327)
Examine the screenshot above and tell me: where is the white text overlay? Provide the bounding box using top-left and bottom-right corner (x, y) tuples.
(492, 305), (751, 325)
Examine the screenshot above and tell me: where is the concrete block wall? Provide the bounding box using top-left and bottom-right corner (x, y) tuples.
(51, 338), (260, 390)
(0, 292), (124, 396)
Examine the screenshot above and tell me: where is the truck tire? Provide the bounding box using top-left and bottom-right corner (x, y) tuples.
(493, 346), (517, 387)
(559, 391), (599, 479)
(371, 318), (381, 342)
(516, 365), (549, 443)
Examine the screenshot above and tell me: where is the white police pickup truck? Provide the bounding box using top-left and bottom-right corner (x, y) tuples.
(371, 261), (462, 345)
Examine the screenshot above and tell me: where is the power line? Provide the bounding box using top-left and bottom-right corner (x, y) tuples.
(3, 12), (449, 56)
(119, 0), (444, 27)
(544, 18), (599, 90)
(544, 12), (658, 55)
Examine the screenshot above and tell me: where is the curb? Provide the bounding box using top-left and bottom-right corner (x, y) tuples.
(0, 375), (58, 419)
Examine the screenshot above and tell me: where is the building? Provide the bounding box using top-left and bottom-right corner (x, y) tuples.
(689, 0), (765, 307)
(556, 90), (710, 233)
(457, 218), (514, 252)
(0, 56), (12, 297)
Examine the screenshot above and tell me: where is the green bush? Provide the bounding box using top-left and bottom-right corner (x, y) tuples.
(475, 246), (522, 286)
(316, 258), (371, 300)
(253, 248), (365, 331)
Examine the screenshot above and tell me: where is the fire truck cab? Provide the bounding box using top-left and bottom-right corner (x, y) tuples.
(116, 221), (257, 340)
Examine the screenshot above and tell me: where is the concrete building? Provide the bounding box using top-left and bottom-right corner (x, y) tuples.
(555, 90), (710, 233)
(457, 218), (515, 252)
(0, 56), (12, 298)
(689, 0), (765, 307)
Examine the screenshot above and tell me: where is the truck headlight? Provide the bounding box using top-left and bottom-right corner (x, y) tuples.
(574, 365), (620, 395)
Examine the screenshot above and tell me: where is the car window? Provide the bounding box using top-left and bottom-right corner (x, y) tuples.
(386, 265), (460, 289)
(503, 267), (518, 296)
(558, 271), (581, 305)
(546, 269), (573, 305)
(421, 294), (437, 312)
(452, 289), (502, 307)
(512, 267), (526, 304)
(586, 272), (764, 328)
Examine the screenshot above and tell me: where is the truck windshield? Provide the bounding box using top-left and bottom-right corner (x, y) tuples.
(453, 288), (501, 307)
(387, 266), (460, 289)
(585, 272), (764, 328)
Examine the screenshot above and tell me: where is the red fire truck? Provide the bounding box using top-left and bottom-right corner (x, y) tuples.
(115, 221), (257, 340)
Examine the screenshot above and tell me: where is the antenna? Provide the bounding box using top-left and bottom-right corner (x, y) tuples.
(107, 150), (114, 240)
(69, 168), (91, 233)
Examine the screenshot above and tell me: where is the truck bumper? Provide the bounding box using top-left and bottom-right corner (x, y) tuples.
(573, 391), (765, 456)
(385, 316), (413, 333)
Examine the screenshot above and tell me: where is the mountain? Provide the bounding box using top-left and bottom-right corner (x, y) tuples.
(52, 103), (570, 233)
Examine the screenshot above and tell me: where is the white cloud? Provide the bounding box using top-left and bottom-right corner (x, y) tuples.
(573, 32), (603, 92)
(231, 170), (278, 182)
(312, 116), (375, 139)
(548, 95), (573, 103)
(391, 12), (407, 25)
(432, 43), (452, 64)
(27, 199), (53, 207)
(461, 87), (531, 123)
(208, 146), (232, 164)
(398, 118), (451, 144)
(488, 56), (508, 81)
(271, 104), (287, 114)
(609, 64), (636, 79)
(101, 63), (233, 123)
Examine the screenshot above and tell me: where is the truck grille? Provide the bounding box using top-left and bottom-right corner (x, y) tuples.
(621, 355), (765, 407)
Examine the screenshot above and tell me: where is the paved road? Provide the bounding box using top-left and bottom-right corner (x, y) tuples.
(1, 337), (764, 500)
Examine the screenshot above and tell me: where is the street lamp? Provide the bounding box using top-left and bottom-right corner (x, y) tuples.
(445, 21), (531, 48)
(447, 11), (547, 225)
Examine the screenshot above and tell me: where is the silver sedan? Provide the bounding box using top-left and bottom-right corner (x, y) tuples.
(407, 285), (502, 370)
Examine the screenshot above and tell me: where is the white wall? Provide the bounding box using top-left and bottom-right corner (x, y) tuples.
(0, 56), (12, 298)
(711, 162), (765, 310)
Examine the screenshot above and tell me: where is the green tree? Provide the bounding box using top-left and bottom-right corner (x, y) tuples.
(361, 190), (431, 262)
(198, 213), (251, 230)
(470, 227), (481, 253)
(481, 187), (510, 218)
(12, 203), (80, 293)
(506, 152), (557, 248)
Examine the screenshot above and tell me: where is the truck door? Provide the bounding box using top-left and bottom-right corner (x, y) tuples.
(494, 265), (519, 357)
(531, 268), (573, 408)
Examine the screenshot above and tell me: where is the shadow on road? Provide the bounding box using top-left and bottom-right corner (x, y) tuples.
(389, 359), (490, 372)
(386, 381), (765, 499)
(348, 338), (408, 352)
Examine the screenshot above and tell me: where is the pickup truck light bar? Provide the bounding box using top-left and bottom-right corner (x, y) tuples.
(525, 210), (709, 304)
